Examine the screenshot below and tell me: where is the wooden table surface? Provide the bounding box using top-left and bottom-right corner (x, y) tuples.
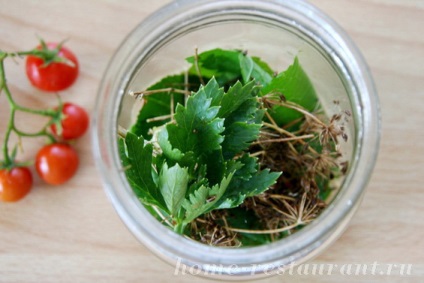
(1, 0), (423, 282)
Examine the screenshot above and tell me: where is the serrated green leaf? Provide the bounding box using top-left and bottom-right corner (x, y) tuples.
(216, 169), (280, 209)
(223, 96), (262, 126)
(187, 164), (209, 196)
(197, 79), (264, 160)
(217, 80), (257, 118)
(130, 75), (185, 137)
(157, 126), (195, 166)
(182, 172), (234, 223)
(167, 79), (225, 156)
(158, 162), (189, 216)
(157, 126), (184, 160)
(233, 154), (258, 180)
(220, 89), (264, 159)
(221, 121), (262, 159)
(242, 169), (281, 197)
(119, 134), (167, 211)
(197, 76), (224, 106)
(261, 57), (318, 125)
(224, 159), (245, 176)
(130, 74), (203, 138)
(215, 155), (281, 209)
(215, 194), (246, 210)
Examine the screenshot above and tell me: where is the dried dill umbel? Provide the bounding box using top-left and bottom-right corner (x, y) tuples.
(191, 98), (351, 246)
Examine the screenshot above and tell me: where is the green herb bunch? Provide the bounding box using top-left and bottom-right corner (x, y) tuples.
(118, 49), (349, 246)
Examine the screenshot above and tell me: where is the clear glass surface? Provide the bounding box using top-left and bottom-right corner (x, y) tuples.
(93, 0), (380, 279)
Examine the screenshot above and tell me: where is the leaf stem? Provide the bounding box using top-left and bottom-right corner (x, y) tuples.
(129, 87), (189, 99)
(146, 114), (173, 123)
(273, 99), (326, 127)
(252, 134), (315, 145)
(0, 55), (14, 165)
(194, 47), (205, 85)
(13, 124), (56, 142)
(2, 107), (15, 165)
(226, 221), (306, 235)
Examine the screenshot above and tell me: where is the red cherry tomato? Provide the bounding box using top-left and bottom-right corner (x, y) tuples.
(35, 144), (79, 185)
(0, 167), (33, 202)
(51, 103), (89, 140)
(26, 42), (79, 91)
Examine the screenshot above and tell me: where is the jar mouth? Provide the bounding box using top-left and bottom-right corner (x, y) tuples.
(93, 0), (380, 277)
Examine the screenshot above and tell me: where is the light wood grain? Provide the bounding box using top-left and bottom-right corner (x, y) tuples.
(0, 0), (423, 282)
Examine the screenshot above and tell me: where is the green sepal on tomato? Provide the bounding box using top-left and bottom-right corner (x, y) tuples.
(0, 38), (85, 203)
(25, 40), (79, 92)
(50, 102), (89, 140)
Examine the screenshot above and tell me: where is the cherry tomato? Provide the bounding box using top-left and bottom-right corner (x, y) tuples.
(0, 167), (33, 202)
(26, 42), (79, 91)
(35, 144), (79, 185)
(51, 103), (89, 140)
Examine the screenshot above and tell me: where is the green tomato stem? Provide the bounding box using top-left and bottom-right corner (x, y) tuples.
(5, 43), (72, 68)
(0, 51), (58, 167)
(14, 104), (57, 117)
(13, 125), (56, 142)
(2, 107), (15, 166)
(0, 56), (13, 165)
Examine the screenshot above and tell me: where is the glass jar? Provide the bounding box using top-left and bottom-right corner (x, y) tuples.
(93, 0), (380, 279)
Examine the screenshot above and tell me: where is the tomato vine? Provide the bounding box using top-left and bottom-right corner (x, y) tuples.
(0, 39), (87, 202)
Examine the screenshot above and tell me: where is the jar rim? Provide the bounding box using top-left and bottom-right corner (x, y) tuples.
(93, 0), (380, 277)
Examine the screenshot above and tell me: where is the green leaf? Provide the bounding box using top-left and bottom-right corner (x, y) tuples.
(233, 154), (258, 180)
(196, 79), (264, 160)
(197, 76), (224, 106)
(262, 57), (318, 125)
(182, 172), (234, 223)
(157, 126), (183, 160)
(157, 126), (195, 166)
(158, 162), (189, 216)
(239, 53), (273, 85)
(225, 207), (273, 246)
(242, 169), (282, 197)
(203, 149), (225, 185)
(223, 95), (264, 127)
(119, 134), (167, 211)
(166, 79), (225, 156)
(216, 155), (281, 209)
(187, 164), (209, 196)
(221, 121), (262, 159)
(217, 80), (257, 119)
(130, 75), (184, 137)
(187, 49), (273, 87)
(219, 85), (265, 159)
(186, 48), (242, 86)
(252, 56), (275, 77)
(239, 53), (253, 84)
(130, 74), (203, 138)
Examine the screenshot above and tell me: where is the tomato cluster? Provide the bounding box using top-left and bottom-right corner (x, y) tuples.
(0, 41), (87, 203)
